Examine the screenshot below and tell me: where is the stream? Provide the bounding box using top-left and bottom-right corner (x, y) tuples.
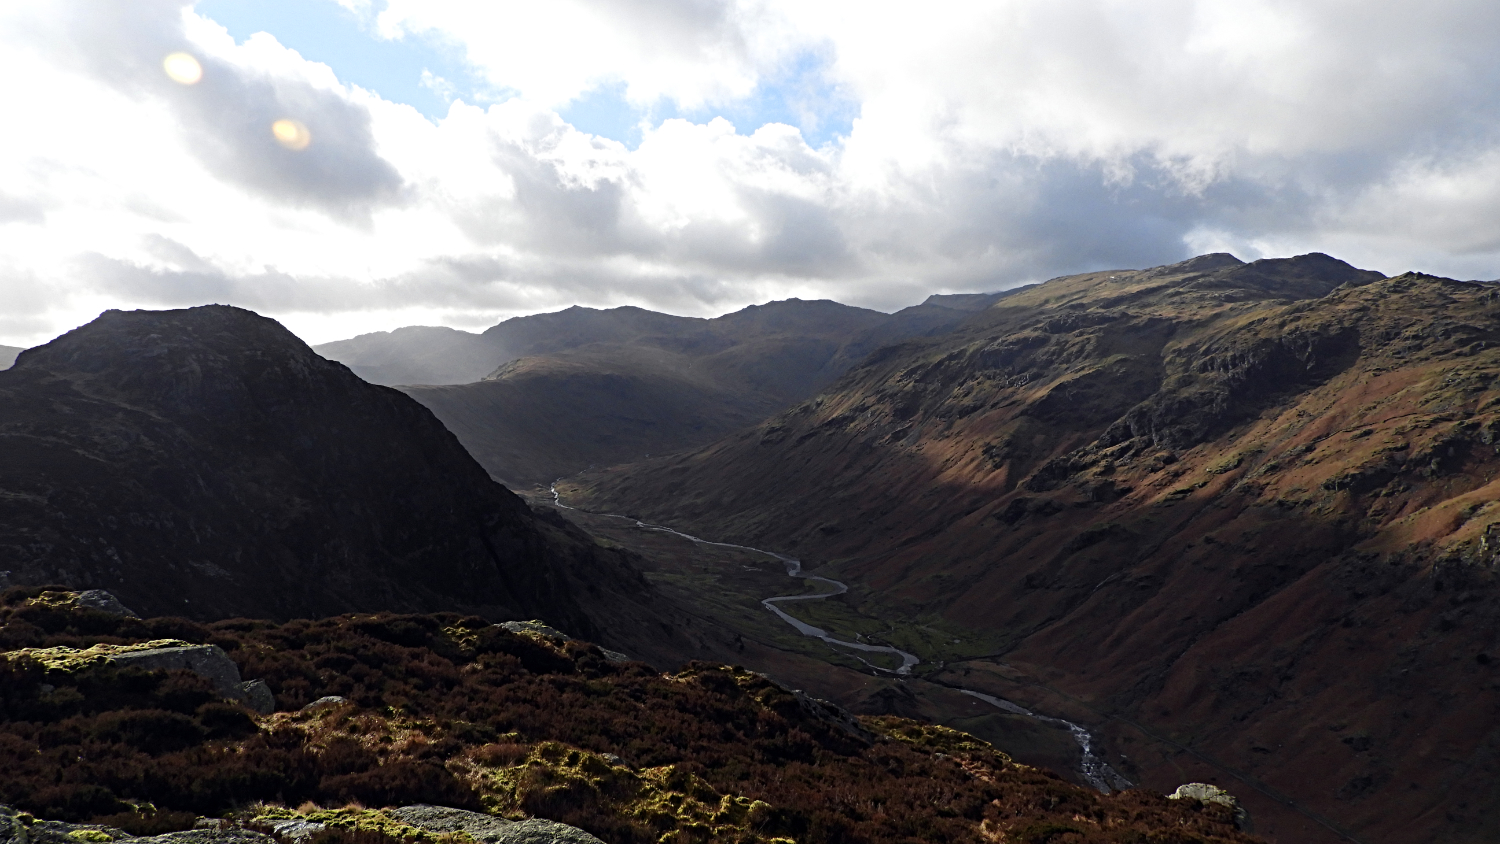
(549, 483), (1131, 793)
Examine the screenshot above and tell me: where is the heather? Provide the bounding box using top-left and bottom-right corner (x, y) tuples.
(0, 587), (1256, 843)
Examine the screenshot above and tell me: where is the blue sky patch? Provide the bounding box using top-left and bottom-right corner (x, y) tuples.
(194, 0), (857, 147)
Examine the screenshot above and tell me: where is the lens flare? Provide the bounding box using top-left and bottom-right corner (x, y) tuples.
(271, 119), (311, 151)
(163, 52), (203, 85)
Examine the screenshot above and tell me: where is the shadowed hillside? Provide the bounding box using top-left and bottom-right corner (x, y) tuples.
(572, 254), (1500, 843)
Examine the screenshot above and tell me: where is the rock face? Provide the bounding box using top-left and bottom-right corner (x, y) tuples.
(0, 306), (632, 635)
(576, 255), (1500, 843)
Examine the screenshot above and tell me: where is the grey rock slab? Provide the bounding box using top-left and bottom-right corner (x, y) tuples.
(107, 645), (273, 712)
(77, 590), (139, 617)
(108, 645), (244, 698)
(136, 831), (276, 844)
(390, 806), (603, 844)
(495, 820), (605, 844)
(299, 695), (348, 713)
(268, 820), (325, 843)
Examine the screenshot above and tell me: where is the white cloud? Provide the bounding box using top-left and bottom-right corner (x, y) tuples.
(1, 0), (1498, 348)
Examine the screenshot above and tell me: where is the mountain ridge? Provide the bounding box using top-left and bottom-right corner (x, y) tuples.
(399, 295), (1013, 485)
(568, 254), (1500, 843)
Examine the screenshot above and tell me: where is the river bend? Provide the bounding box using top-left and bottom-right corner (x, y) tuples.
(549, 483), (1130, 793)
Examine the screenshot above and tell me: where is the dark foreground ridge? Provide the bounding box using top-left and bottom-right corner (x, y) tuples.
(0, 589), (1260, 844)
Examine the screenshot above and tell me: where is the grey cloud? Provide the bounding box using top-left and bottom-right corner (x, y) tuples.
(0, 193), (46, 225)
(45, 0), (405, 221)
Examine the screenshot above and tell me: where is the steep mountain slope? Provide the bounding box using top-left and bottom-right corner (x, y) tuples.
(0, 590), (1262, 844)
(405, 298), (1002, 485)
(0, 306), (724, 664)
(0, 345), (20, 370)
(572, 254), (1500, 843)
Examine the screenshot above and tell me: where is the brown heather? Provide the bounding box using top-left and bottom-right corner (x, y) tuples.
(0, 589), (1257, 844)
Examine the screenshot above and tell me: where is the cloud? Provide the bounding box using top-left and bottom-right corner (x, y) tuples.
(1, 0), (1499, 347)
(35, 0), (405, 220)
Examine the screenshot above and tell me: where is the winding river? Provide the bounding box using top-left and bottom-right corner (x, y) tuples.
(549, 483), (1130, 793)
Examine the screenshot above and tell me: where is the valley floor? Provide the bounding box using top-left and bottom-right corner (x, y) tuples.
(525, 486), (1358, 844)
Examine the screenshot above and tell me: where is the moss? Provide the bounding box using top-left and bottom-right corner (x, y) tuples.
(4, 640), (192, 672)
(65, 831), (117, 843)
(251, 807), (463, 844)
(471, 742), (776, 842)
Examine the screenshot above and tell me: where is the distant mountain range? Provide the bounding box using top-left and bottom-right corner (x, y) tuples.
(569, 253), (1500, 844)
(0, 345), (20, 369)
(319, 295), (1011, 486)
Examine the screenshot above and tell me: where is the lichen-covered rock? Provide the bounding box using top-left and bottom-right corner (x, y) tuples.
(499, 621), (631, 663)
(389, 806), (603, 844)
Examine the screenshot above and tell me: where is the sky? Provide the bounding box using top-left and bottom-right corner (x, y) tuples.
(2, 0), (1499, 348)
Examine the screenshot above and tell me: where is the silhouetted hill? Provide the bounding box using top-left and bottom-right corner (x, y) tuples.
(403, 297), (1005, 485)
(0, 345), (20, 370)
(0, 306), (731, 665)
(572, 254), (1500, 843)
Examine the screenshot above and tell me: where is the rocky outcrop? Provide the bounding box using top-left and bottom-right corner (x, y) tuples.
(0, 806), (272, 844)
(389, 805), (604, 844)
(1171, 784), (1251, 831)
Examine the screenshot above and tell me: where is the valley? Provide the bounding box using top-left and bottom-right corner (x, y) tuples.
(5, 253), (1497, 843)
(560, 254), (1500, 844)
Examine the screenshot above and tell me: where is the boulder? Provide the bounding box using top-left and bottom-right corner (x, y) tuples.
(76, 590), (138, 618)
(108, 645), (273, 715)
(390, 805), (604, 844)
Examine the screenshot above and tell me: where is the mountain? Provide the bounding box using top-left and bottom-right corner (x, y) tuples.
(313, 306), (708, 387)
(0, 305), (732, 666)
(311, 325), (498, 386)
(0, 345), (20, 370)
(570, 254), (1500, 843)
(0, 591), (1261, 844)
(402, 297), (1008, 486)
